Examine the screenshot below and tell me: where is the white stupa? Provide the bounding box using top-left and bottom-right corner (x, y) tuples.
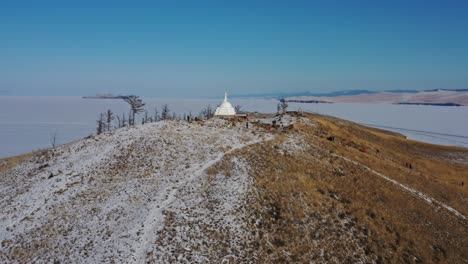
(214, 92), (236, 116)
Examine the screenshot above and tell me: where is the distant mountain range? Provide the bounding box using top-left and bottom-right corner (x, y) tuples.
(282, 89), (468, 106)
(232, 90), (374, 99)
(233, 89), (468, 99)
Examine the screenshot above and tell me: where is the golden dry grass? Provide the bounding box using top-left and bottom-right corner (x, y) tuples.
(0, 152), (36, 174)
(231, 113), (468, 263)
(308, 113), (468, 216)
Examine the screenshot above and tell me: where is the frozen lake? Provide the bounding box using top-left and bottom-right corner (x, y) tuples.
(0, 96), (467, 158)
(289, 103), (468, 149)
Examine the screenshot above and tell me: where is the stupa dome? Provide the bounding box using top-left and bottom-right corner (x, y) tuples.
(214, 92), (236, 116)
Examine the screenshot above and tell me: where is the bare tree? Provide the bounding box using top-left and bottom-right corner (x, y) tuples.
(234, 105), (242, 113)
(106, 109), (114, 131)
(200, 104), (215, 119)
(143, 110), (149, 124)
(50, 132), (57, 149)
(96, 113), (105, 135)
(122, 96), (146, 125)
(121, 112), (127, 127)
(172, 111), (177, 120)
(281, 100), (289, 114)
(128, 111), (133, 127)
(161, 104), (170, 120)
(116, 114), (122, 128)
(280, 99), (288, 114)
(154, 106), (159, 122)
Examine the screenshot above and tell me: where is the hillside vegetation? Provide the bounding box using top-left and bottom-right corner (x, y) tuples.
(1, 113), (467, 263)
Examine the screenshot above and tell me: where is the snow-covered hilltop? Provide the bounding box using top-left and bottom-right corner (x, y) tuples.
(1, 113), (467, 263)
(0, 118), (274, 263)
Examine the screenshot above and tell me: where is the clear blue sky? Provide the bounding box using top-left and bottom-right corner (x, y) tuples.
(1, 0), (467, 97)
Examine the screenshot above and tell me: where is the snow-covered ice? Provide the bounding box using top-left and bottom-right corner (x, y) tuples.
(0, 96), (467, 158)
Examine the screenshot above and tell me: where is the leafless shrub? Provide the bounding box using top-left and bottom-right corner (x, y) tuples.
(200, 104), (215, 119)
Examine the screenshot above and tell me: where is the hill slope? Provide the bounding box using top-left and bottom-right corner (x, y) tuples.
(1, 114), (467, 263)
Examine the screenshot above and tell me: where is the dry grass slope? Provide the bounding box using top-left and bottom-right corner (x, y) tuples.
(229, 113), (467, 263)
(0, 152), (37, 174)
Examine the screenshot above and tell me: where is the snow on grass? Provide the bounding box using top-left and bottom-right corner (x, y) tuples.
(152, 157), (257, 263)
(0, 119), (272, 263)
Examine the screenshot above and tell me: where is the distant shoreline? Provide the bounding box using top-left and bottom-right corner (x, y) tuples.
(82, 94), (134, 99)
(82, 95), (124, 99)
(396, 102), (462, 107)
(283, 99), (332, 104)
